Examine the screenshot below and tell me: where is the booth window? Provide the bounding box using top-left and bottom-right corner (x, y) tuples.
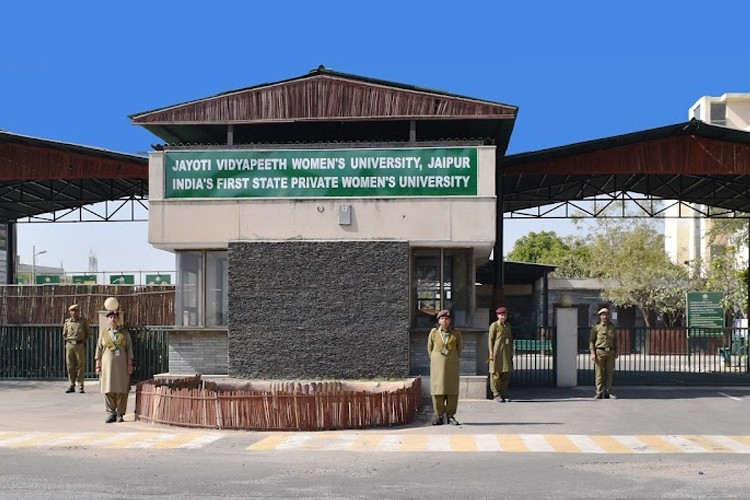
(176, 250), (228, 327)
(412, 248), (471, 328)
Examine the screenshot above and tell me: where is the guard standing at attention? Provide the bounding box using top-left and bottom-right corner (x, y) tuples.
(95, 310), (133, 423)
(488, 306), (513, 402)
(62, 304), (91, 393)
(428, 309), (463, 426)
(589, 307), (618, 399)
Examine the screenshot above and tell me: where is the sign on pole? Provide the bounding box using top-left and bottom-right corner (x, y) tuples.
(36, 275), (61, 285)
(109, 275), (135, 285)
(72, 275), (97, 284)
(146, 274), (171, 285)
(686, 291), (724, 329)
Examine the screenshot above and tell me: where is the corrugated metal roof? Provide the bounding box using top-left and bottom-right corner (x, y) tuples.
(0, 130), (148, 222)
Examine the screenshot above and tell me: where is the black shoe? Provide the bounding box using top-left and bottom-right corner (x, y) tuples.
(79, 387), (85, 394)
(105, 414), (117, 423)
(116, 414), (124, 423)
(431, 416), (444, 426)
(65, 386), (75, 393)
(447, 415), (460, 426)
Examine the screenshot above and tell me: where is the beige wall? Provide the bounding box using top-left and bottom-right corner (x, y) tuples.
(148, 146), (497, 253)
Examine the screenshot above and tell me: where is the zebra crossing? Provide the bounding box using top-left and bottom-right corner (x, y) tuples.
(0, 431), (222, 450)
(247, 432), (750, 454)
(4, 430), (750, 453)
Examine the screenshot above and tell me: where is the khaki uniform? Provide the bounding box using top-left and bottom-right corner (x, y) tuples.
(62, 317), (91, 389)
(95, 326), (133, 417)
(488, 320), (513, 398)
(427, 327), (463, 418)
(589, 321), (617, 397)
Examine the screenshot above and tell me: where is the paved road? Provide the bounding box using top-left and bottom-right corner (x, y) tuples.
(1, 381), (750, 499)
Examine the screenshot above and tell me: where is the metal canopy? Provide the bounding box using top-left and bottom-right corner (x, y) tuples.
(499, 120), (750, 216)
(0, 130), (148, 223)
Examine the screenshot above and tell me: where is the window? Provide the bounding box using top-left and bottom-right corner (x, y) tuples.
(206, 251), (228, 327)
(710, 102), (726, 126)
(176, 250), (228, 327)
(411, 248), (471, 328)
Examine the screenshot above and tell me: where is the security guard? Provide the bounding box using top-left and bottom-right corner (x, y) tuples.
(488, 306), (513, 402)
(589, 307), (618, 399)
(62, 304), (92, 393)
(428, 310), (463, 425)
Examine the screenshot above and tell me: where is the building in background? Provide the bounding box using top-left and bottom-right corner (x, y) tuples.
(664, 93), (750, 267)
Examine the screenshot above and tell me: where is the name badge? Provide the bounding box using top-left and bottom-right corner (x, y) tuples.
(440, 348), (450, 356)
(115, 349), (121, 357)
(505, 338), (510, 345)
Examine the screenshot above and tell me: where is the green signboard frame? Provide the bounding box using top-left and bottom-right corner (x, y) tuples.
(686, 291), (724, 329)
(164, 147), (478, 199)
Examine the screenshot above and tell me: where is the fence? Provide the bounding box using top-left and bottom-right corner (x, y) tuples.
(577, 327), (750, 386)
(0, 284), (175, 325)
(0, 325), (169, 382)
(135, 376), (423, 430)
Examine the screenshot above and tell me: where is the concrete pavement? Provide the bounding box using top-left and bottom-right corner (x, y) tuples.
(2, 380), (750, 438)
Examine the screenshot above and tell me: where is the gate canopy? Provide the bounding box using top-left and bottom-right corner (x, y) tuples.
(499, 120), (750, 214)
(0, 130), (148, 223)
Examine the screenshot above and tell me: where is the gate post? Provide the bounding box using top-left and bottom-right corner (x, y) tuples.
(556, 308), (579, 387)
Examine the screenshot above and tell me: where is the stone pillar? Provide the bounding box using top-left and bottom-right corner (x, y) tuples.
(555, 308), (578, 388)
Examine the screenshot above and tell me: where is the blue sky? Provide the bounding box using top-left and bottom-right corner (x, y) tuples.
(2, 0), (749, 275)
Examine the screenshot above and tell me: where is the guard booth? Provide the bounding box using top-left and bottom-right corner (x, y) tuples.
(130, 67), (518, 388)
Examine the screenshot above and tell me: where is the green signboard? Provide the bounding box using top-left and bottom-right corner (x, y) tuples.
(16, 274), (30, 284)
(72, 275), (97, 284)
(686, 291), (724, 329)
(36, 275), (61, 285)
(110, 275), (135, 285)
(164, 147), (478, 199)
(146, 274), (171, 285)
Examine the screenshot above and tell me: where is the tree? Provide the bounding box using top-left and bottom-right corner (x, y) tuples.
(507, 231), (591, 278)
(705, 246), (748, 319)
(585, 219), (689, 327)
(707, 216), (749, 251)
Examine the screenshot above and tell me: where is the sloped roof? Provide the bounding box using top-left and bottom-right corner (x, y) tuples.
(0, 130), (148, 222)
(130, 67), (518, 152)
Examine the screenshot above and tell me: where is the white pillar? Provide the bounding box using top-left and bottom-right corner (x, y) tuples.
(556, 308), (579, 388)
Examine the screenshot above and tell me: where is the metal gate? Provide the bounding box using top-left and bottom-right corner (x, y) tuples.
(577, 327), (750, 386)
(511, 325), (556, 387)
(0, 325), (169, 382)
